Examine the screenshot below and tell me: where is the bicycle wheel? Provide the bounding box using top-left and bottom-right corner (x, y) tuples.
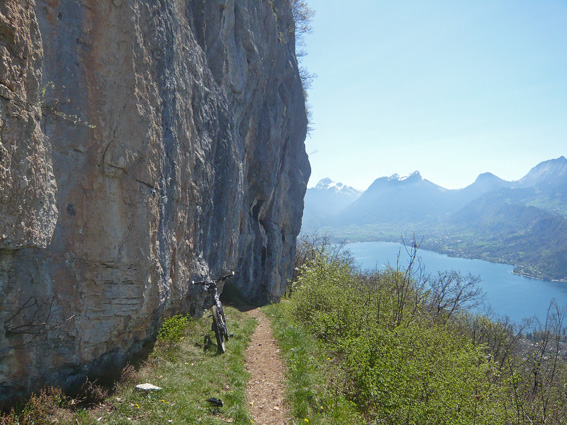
(219, 304), (229, 341)
(212, 305), (225, 354)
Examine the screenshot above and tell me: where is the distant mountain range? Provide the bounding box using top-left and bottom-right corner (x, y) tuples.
(302, 156), (567, 282)
(301, 177), (361, 231)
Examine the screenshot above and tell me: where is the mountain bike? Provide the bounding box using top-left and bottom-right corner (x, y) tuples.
(192, 272), (234, 353)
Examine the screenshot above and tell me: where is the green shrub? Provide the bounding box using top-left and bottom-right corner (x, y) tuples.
(265, 303), (363, 424)
(341, 324), (506, 424)
(286, 249), (509, 424)
(157, 314), (188, 344)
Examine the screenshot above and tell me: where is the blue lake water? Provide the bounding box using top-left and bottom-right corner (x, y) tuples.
(346, 241), (567, 324)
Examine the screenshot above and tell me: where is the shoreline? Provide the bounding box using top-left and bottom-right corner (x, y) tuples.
(511, 269), (567, 284)
(423, 246), (567, 284)
(341, 237), (567, 284)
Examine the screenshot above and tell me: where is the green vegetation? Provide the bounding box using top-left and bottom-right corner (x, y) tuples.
(264, 304), (363, 424)
(5, 235), (567, 424)
(157, 314), (189, 344)
(1, 307), (255, 424)
(272, 237), (567, 424)
(318, 218), (567, 282)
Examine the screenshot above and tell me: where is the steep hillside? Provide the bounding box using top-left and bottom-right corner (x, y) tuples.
(516, 156), (567, 188)
(451, 190), (547, 231)
(510, 156), (567, 218)
(0, 0), (310, 402)
(449, 192), (567, 281)
(451, 172), (511, 207)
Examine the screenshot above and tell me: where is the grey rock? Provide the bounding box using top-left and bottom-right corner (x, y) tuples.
(0, 0), (58, 250)
(0, 0), (309, 402)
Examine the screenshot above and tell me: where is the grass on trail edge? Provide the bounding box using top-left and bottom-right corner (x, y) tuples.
(2, 307), (256, 425)
(263, 303), (363, 424)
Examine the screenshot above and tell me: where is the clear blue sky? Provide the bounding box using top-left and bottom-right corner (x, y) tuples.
(301, 0), (567, 190)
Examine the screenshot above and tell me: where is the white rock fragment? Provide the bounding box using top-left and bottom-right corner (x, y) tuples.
(135, 383), (162, 391)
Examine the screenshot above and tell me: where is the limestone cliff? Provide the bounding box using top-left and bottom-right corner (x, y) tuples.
(0, 0), (310, 401)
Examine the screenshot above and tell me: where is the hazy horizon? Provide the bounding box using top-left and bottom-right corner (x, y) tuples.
(308, 155), (566, 192)
(301, 0), (567, 191)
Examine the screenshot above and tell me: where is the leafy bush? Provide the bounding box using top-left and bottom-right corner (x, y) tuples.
(157, 314), (189, 344)
(287, 248), (510, 423)
(284, 238), (567, 423)
(265, 303), (363, 424)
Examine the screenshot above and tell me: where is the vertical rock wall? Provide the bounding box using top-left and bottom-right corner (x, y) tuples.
(0, 0), (310, 402)
(0, 0), (58, 250)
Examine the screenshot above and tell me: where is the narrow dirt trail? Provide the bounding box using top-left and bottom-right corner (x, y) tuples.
(245, 308), (291, 424)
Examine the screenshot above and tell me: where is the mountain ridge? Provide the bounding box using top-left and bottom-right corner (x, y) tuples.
(517, 156), (567, 188)
(302, 156), (567, 281)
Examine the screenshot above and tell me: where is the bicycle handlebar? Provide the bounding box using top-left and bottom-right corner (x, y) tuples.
(192, 271), (235, 286)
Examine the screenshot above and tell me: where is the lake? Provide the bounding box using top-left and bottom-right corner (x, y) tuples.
(346, 241), (567, 325)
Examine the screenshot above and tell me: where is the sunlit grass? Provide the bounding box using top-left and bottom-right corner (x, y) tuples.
(264, 303), (362, 424)
(2, 307), (256, 425)
(101, 307), (255, 424)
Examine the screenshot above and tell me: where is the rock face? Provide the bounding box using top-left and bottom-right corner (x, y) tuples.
(0, 0), (58, 250)
(0, 0), (310, 402)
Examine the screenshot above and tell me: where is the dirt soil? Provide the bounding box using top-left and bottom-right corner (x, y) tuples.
(245, 308), (291, 424)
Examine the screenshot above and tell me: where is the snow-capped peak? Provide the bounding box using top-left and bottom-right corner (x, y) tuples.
(315, 177), (340, 190)
(388, 171), (421, 182)
(313, 178), (361, 197)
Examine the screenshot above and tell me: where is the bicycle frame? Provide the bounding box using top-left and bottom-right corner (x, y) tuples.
(192, 272), (234, 353)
